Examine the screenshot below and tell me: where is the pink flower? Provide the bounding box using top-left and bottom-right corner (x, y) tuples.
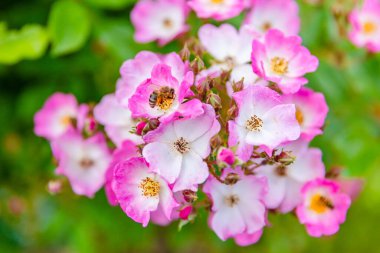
(255, 140), (325, 213)
(228, 86), (300, 160)
(203, 168), (267, 241)
(244, 0), (300, 36)
(94, 93), (143, 147)
(188, 0), (244, 21)
(296, 178), (351, 237)
(128, 63), (203, 122)
(234, 230), (263, 246)
(104, 140), (140, 206)
(348, 0), (380, 53)
(198, 24), (267, 96)
(142, 104), (220, 191)
(179, 205), (193, 220)
(217, 147), (235, 166)
(113, 157), (178, 227)
(52, 132), (111, 198)
(117, 52), (190, 107)
(283, 88), (328, 141)
(131, 0), (189, 46)
(251, 29), (319, 94)
(34, 93), (88, 141)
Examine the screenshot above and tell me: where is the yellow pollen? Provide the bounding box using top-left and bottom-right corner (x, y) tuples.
(79, 158), (94, 170)
(363, 21), (376, 34)
(246, 115), (263, 132)
(211, 0), (224, 4)
(271, 57), (289, 75)
(262, 22), (272, 32)
(61, 115), (73, 126)
(310, 194), (334, 214)
(295, 106), (304, 125)
(139, 177), (160, 197)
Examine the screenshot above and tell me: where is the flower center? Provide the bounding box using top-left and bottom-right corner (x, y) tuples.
(173, 137), (190, 154)
(149, 86), (176, 111)
(295, 106), (304, 125)
(270, 57), (289, 75)
(61, 115), (74, 127)
(275, 165), (287, 176)
(163, 18), (173, 29)
(139, 177), (160, 197)
(245, 115), (263, 132)
(262, 22), (272, 32)
(310, 194), (334, 214)
(79, 158), (94, 170)
(211, 0), (224, 4)
(224, 194), (239, 207)
(363, 21), (376, 34)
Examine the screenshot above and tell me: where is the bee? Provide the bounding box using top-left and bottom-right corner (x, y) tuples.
(149, 86), (175, 110)
(319, 196), (334, 209)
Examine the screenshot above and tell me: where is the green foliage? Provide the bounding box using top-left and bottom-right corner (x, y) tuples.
(48, 0), (91, 56)
(0, 23), (49, 64)
(84, 0), (136, 9)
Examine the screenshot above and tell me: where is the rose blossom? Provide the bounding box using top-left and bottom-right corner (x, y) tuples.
(52, 132), (111, 198)
(296, 178), (351, 237)
(228, 86), (300, 160)
(188, 0), (244, 21)
(131, 0), (189, 45)
(113, 157), (178, 227)
(142, 104), (220, 191)
(251, 29), (319, 94)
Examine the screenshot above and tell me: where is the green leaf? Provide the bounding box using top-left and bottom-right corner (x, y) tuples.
(0, 23), (49, 65)
(48, 0), (91, 56)
(84, 0), (136, 9)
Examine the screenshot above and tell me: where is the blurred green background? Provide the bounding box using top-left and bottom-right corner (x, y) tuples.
(1, 0), (380, 252)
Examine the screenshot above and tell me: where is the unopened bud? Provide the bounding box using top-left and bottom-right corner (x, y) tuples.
(136, 121), (147, 136)
(224, 173), (240, 185)
(142, 119), (160, 134)
(196, 78), (210, 95)
(190, 57), (205, 75)
(217, 147), (235, 166)
(207, 93), (222, 110)
(232, 78), (244, 92)
(227, 104), (238, 120)
(47, 179), (63, 195)
(180, 44), (191, 61)
(182, 190), (198, 203)
(275, 151), (295, 166)
(210, 135), (222, 149)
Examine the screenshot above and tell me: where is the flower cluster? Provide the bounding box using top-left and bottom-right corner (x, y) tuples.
(34, 0), (362, 246)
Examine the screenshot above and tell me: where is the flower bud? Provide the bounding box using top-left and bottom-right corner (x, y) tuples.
(182, 190), (198, 203)
(224, 172), (240, 185)
(136, 121), (147, 136)
(179, 44), (191, 61)
(227, 104), (238, 120)
(210, 135), (222, 149)
(217, 148), (235, 166)
(190, 57), (205, 76)
(179, 205), (193, 220)
(207, 93), (222, 110)
(142, 119), (160, 134)
(47, 179), (63, 195)
(275, 151), (295, 166)
(232, 78), (244, 92)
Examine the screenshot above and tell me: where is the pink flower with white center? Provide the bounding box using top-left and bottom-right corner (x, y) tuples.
(283, 88), (328, 141)
(198, 24), (266, 95)
(131, 0), (189, 46)
(296, 178), (351, 237)
(244, 0), (300, 36)
(251, 29), (319, 94)
(94, 93), (143, 147)
(104, 141), (140, 206)
(142, 104), (220, 191)
(52, 132), (111, 198)
(117, 51), (190, 107)
(228, 86), (300, 160)
(34, 93), (88, 141)
(203, 168), (268, 241)
(349, 0), (380, 53)
(113, 157), (178, 227)
(255, 140), (325, 213)
(128, 63), (203, 122)
(188, 0), (244, 21)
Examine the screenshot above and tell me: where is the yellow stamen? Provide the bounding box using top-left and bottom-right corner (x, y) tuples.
(211, 0), (224, 3)
(295, 106), (304, 125)
(310, 194), (334, 214)
(270, 57), (289, 75)
(139, 177), (160, 197)
(245, 115), (263, 132)
(363, 21), (376, 34)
